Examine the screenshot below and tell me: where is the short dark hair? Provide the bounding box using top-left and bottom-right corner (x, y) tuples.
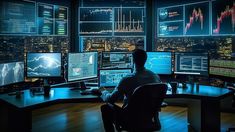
(132, 49), (147, 67)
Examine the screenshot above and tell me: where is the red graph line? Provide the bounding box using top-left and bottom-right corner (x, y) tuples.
(213, 2), (235, 34)
(185, 8), (204, 34)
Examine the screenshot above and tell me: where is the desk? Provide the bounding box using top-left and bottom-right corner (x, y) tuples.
(0, 85), (233, 132)
(0, 88), (101, 132)
(166, 84), (234, 132)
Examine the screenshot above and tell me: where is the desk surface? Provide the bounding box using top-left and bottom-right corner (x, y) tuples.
(0, 85), (233, 110)
(166, 84), (234, 99)
(0, 88), (100, 110)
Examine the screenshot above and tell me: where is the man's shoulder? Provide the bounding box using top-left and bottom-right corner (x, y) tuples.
(121, 73), (135, 81)
(145, 68), (156, 75)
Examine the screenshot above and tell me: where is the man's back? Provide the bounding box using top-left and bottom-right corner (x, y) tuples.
(118, 67), (161, 106)
(101, 67), (161, 106)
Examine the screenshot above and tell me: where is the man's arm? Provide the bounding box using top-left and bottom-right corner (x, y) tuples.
(100, 78), (127, 104)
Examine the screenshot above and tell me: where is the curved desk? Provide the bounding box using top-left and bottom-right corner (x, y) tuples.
(166, 84), (234, 132)
(0, 85), (234, 132)
(0, 88), (101, 132)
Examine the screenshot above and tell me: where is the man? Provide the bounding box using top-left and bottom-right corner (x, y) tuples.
(100, 49), (161, 132)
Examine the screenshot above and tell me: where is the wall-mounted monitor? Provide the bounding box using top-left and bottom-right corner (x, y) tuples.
(37, 3), (68, 36)
(26, 53), (62, 77)
(174, 52), (208, 76)
(0, 0), (36, 35)
(68, 52), (98, 82)
(157, 0), (235, 37)
(145, 52), (172, 75)
(0, 61), (24, 87)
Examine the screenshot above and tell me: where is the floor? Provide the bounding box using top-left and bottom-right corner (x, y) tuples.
(32, 103), (235, 132)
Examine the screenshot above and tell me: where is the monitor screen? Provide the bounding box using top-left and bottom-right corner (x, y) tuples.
(174, 52), (208, 75)
(27, 53), (62, 77)
(68, 52), (98, 82)
(101, 52), (133, 69)
(0, 61), (24, 87)
(210, 59), (235, 78)
(145, 52), (172, 74)
(99, 69), (132, 88)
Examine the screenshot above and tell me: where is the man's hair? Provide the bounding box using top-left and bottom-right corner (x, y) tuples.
(132, 49), (147, 67)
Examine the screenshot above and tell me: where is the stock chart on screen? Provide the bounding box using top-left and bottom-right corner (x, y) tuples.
(79, 7), (145, 36)
(114, 7), (145, 35)
(212, 0), (235, 35)
(184, 2), (210, 36)
(157, 0), (235, 37)
(79, 8), (113, 36)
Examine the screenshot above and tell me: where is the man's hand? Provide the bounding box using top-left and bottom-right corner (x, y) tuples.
(90, 88), (103, 96)
(99, 87), (107, 92)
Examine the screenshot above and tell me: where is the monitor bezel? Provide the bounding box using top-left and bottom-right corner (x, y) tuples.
(0, 61), (25, 87)
(67, 52), (98, 82)
(173, 52), (209, 76)
(101, 51), (134, 69)
(98, 68), (132, 88)
(26, 52), (62, 78)
(145, 51), (173, 75)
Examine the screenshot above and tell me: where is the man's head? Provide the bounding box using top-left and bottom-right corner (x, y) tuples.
(132, 49), (147, 68)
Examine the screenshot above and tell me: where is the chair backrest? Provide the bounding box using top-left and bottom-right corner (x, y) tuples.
(123, 83), (168, 130)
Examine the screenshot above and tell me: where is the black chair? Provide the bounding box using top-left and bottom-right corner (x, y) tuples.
(115, 83), (168, 132)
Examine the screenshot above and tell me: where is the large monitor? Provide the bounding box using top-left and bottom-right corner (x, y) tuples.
(101, 52), (133, 69)
(0, 61), (24, 87)
(99, 68), (132, 88)
(145, 52), (172, 74)
(210, 59), (235, 78)
(68, 52), (98, 82)
(26, 53), (62, 77)
(174, 52), (208, 75)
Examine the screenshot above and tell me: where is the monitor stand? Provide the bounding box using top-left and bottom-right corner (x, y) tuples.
(43, 79), (51, 96)
(70, 81), (90, 90)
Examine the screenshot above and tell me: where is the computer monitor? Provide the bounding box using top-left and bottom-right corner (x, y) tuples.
(174, 52), (208, 76)
(101, 52), (133, 69)
(99, 68), (132, 88)
(0, 61), (24, 87)
(145, 52), (172, 74)
(68, 52), (98, 82)
(209, 59), (235, 79)
(26, 53), (62, 77)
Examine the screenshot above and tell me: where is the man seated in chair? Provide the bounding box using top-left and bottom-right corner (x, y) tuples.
(99, 49), (161, 132)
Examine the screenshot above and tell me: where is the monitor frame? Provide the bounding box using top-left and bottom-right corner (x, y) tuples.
(101, 51), (134, 69)
(145, 51), (173, 75)
(67, 52), (98, 82)
(98, 68), (132, 88)
(0, 61), (25, 87)
(174, 52), (209, 76)
(26, 52), (62, 78)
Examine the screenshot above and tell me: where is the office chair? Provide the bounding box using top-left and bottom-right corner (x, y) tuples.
(114, 83), (168, 132)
